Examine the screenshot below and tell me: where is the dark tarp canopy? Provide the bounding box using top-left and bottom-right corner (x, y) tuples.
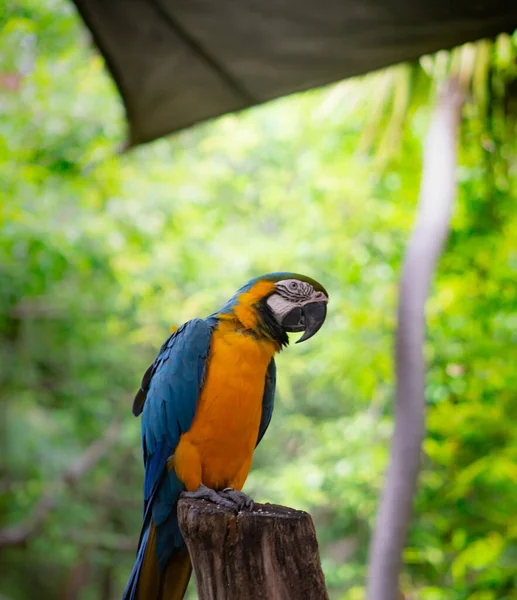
(72, 0), (516, 146)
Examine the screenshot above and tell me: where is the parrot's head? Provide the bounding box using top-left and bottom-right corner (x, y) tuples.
(219, 272), (329, 347)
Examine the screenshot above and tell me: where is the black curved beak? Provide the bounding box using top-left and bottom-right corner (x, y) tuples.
(282, 301), (328, 344)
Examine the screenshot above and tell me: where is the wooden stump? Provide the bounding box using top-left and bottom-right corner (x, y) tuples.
(178, 498), (329, 600)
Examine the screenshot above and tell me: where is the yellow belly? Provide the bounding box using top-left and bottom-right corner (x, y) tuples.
(174, 321), (277, 491)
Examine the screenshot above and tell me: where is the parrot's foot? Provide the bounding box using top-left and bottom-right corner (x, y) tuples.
(181, 484), (254, 513)
(220, 487), (254, 511)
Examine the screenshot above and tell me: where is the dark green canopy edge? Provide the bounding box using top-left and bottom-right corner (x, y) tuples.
(72, 0), (517, 146)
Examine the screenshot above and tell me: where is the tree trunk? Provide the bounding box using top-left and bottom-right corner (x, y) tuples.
(366, 78), (465, 600)
(178, 498), (329, 600)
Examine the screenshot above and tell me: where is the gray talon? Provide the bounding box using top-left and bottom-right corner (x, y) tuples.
(220, 487), (255, 511)
(181, 484), (254, 512)
(181, 484), (236, 511)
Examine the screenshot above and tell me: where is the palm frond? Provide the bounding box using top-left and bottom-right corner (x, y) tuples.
(355, 31), (517, 161)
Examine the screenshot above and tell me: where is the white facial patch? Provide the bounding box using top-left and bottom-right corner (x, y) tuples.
(266, 279), (316, 322)
(266, 293), (298, 322)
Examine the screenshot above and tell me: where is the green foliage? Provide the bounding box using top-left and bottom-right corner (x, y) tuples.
(1, 1), (517, 598)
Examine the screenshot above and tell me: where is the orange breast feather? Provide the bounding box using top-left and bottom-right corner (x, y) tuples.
(174, 319), (277, 492)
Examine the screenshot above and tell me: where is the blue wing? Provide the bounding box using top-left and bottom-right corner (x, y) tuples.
(256, 358), (276, 446)
(136, 319), (213, 564)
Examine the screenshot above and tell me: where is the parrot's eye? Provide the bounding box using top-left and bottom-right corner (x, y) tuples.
(289, 281), (299, 291)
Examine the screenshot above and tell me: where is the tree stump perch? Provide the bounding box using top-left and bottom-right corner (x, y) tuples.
(178, 498), (329, 600)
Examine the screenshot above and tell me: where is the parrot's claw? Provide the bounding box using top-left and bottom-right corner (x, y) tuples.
(220, 487), (254, 511)
(181, 484), (236, 511)
(181, 484), (254, 513)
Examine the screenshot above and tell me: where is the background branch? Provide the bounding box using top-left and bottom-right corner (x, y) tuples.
(0, 421), (121, 548)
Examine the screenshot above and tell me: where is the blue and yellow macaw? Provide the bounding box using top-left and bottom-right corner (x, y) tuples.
(123, 272), (328, 600)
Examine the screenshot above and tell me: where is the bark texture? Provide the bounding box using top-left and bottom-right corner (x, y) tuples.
(178, 498), (329, 600)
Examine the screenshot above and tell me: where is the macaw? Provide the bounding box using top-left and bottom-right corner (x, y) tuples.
(123, 272), (328, 600)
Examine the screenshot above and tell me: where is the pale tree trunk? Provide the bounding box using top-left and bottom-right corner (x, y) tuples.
(367, 79), (465, 600)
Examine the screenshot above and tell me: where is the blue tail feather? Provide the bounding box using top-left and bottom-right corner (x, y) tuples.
(122, 525), (150, 600)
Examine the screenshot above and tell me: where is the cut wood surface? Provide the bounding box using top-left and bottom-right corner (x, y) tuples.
(178, 498), (329, 600)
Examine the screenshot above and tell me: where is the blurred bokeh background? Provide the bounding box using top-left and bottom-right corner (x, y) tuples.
(1, 1), (517, 599)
